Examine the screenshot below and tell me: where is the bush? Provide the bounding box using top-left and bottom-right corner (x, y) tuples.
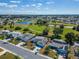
(60, 24), (64, 29)
(15, 27), (21, 30)
(23, 28), (29, 31)
(0, 25), (3, 28)
(51, 35), (61, 39)
(72, 26), (76, 30)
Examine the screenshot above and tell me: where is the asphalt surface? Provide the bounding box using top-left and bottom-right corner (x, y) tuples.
(0, 40), (48, 59)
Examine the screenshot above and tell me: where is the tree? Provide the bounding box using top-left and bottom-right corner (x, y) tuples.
(42, 28), (49, 36)
(53, 28), (63, 35)
(36, 19), (43, 25)
(0, 25), (3, 28)
(76, 25), (79, 31)
(40, 45), (50, 55)
(36, 19), (48, 25)
(60, 24), (64, 29)
(65, 32), (75, 45)
(23, 28), (29, 32)
(9, 21), (15, 28)
(72, 26), (76, 30)
(15, 26), (21, 30)
(51, 28), (63, 39)
(75, 34), (79, 41)
(73, 25), (79, 31)
(3, 19), (9, 25)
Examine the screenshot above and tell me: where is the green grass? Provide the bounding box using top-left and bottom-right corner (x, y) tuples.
(0, 52), (21, 59)
(12, 24), (46, 34)
(64, 24), (76, 26)
(27, 25), (46, 33)
(61, 28), (79, 40)
(0, 35), (4, 40)
(0, 23), (79, 40)
(9, 39), (20, 45)
(51, 20), (75, 26)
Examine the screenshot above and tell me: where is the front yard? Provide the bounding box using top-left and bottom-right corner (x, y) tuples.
(8, 38), (21, 45)
(0, 52), (21, 59)
(23, 41), (35, 50)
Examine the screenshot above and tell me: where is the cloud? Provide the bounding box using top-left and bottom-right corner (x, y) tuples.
(0, 2), (17, 8)
(37, 3), (42, 6)
(6, 4), (18, 8)
(36, 3), (42, 8)
(0, 3), (8, 6)
(46, 1), (55, 4)
(10, 1), (21, 3)
(26, 4), (30, 7)
(31, 4), (36, 7)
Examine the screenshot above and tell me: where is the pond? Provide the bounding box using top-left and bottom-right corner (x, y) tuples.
(16, 21), (32, 24)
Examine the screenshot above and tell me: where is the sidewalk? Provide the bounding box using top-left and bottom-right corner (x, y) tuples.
(1, 40), (52, 59)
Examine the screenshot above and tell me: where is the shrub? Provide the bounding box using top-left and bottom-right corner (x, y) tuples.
(15, 27), (21, 30)
(23, 28), (29, 31)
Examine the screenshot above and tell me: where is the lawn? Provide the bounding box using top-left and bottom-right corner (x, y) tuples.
(64, 24), (76, 26)
(1, 23), (79, 40)
(61, 28), (79, 40)
(9, 39), (21, 45)
(0, 35), (4, 40)
(14, 24), (46, 34)
(0, 52), (21, 59)
(27, 25), (46, 33)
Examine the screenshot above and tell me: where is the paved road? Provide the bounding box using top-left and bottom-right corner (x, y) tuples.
(0, 40), (48, 59)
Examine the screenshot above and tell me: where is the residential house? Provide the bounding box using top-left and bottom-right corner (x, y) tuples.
(49, 39), (68, 58)
(31, 36), (48, 48)
(18, 33), (35, 42)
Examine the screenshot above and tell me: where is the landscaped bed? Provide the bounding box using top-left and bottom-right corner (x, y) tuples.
(0, 52), (21, 59)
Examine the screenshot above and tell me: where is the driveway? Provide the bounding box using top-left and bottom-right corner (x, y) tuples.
(0, 40), (48, 59)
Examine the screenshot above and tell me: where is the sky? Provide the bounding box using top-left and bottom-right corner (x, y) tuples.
(0, 0), (79, 15)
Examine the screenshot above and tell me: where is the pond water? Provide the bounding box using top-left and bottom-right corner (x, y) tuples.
(16, 21), (32, 24)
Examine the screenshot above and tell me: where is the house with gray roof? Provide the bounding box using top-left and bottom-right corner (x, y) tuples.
(18, 33), (35, 42)
(49, 39), (67, 49)
(31, 36), (48, 48)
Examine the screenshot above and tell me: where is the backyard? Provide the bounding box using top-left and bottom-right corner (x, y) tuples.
(0, 22), (79, 40)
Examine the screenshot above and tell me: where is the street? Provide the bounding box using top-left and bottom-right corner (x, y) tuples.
(0, 40), (48, 59)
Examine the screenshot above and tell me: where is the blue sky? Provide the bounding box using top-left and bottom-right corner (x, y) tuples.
(0, 0), (79, 14)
